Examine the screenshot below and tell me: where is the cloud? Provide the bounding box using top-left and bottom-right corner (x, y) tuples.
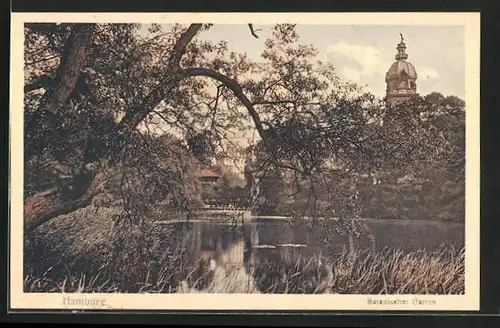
(341, 67), (362, 83)
(418, 66), (440, 81)
(326, 41), (385, 78)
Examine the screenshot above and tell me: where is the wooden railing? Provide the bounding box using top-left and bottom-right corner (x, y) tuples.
(199, 205), (248, 210)
(194, 205), (250, 215)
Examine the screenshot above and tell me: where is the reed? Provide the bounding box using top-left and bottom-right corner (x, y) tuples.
(330, 244), (465, 294)
(24, 244), (464, 294)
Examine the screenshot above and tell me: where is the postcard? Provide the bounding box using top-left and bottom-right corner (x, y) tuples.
(9, 12), (480, 311)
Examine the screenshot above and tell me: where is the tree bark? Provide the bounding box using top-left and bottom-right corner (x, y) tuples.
(24, 165), (107, 234)
(41, 24), (94, 114)
(25, 24), (95, 160)
(24, 24), (96, 233)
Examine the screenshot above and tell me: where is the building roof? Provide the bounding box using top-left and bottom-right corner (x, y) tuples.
(198, 169), (221, 178)
(386, 60), (417, 81)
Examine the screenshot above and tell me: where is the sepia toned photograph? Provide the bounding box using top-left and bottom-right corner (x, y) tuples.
(10, 12), (480, 311)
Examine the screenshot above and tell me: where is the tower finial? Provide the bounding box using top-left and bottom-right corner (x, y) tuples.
(395, 33), (408, 60)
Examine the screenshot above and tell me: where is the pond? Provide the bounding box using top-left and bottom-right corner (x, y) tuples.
(161, 218), (464, 294)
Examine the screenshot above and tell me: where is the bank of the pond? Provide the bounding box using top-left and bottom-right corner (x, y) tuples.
(24, 244), (464, 295)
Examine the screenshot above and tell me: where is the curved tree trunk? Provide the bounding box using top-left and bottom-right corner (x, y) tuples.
(24, 168), (106, 234)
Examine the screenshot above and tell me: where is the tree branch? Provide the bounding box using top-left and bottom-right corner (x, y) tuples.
(248, 24), (261, 38)
(183, 67), (268, 146)
(170, 24), (204, 67)
(25, 55), (59, 67)
(117, 24), (203, 135)
(24, 74), (52, 93)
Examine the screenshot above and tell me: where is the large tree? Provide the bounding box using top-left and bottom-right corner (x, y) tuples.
(23, 23), (463, 234)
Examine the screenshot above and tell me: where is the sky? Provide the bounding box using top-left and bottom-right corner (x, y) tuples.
(186, 24), (465, 100)
(137, 23), (465, 149)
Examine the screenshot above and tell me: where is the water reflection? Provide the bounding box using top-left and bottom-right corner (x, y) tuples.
(168, 219), (464, 294)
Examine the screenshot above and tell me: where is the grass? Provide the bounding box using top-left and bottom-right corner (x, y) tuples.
(24, 244), (464, 294)
(330, 244), (464, 294)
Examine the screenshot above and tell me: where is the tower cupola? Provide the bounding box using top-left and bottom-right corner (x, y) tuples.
(385, 33), (418, 105)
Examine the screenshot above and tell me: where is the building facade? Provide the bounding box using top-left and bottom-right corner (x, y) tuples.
(385, 34), (418, 105)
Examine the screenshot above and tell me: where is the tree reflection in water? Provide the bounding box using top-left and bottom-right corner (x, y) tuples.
(247, 248), (334, 294)
(173, 221), (335, 294)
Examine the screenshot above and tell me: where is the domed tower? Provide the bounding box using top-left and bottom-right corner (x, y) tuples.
(385, 34), (418, 105)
